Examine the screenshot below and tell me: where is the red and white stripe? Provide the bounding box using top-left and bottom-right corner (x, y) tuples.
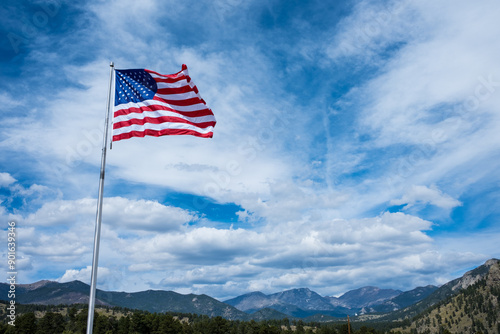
(112, 65), (216, 142)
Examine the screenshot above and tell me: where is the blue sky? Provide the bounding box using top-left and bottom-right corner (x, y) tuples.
(1, 0), (500, 300)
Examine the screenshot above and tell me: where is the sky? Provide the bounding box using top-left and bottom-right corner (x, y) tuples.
(1, 0), (500, 301)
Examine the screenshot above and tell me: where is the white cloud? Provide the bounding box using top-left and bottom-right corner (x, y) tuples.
(326, 0), (415, 64)
(102, 212), (442, 296)
(0, 92), (23, 110)
(58, 266), (95, 283)
(0, 172), (16, 187)
(4, 176), (493, 299)
(355, 0), (500, 147)
(23, 197), (196, 231)
(19, 226), (92, 263)
(57, 266), (118, 290)
(391, 185), (462, 210)
(318, 0), (500, 220)
(9, 188), (454, 297)
(234, 181), (351, 225)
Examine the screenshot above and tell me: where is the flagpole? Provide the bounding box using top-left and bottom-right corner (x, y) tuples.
(86, 61), (114, 334)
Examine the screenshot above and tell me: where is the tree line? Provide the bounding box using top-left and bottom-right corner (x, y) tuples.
(0, 304), (384, 334)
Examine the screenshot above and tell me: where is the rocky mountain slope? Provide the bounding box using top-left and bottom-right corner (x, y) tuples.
(224, 286), (434, 318)
(224, 288), (352, 318)
(392, 258), (500, 333)
(372, 259), (500, 322)
(326, 286), (402, 309)
(369, 285), (439, 313)
(225, 286), (437, 318)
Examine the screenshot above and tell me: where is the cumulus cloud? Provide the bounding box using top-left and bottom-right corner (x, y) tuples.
(18, 226), (92, 263)
(57, 266), (118, 290)
(98, 211), (442, 296)
(0, 172), (16, 187)
(235, 181), (350, 225)
(24, 197), (196, 231)
(8, 186), (451, 297)
(2, 175), (489, 298)
(391, 185), (462, 210)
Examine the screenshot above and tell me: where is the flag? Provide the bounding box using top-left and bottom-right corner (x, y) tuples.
(112, 64), (216, 142)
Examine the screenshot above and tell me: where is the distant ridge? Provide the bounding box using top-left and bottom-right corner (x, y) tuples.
(225, 286), (418, 317)
(0, 280), (247, 320)
(370, 285), (438, 313)
(224, 287), (352, 318)
(1, 258), (498, 322)
(327, 286), (402, 308)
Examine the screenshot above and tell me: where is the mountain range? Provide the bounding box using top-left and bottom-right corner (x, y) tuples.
(1, 258), (498, 323)
(0, 280), (246, 320)
(222, 285), (438, 318)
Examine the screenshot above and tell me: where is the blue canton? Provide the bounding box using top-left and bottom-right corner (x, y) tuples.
(115, 69), (157, 106)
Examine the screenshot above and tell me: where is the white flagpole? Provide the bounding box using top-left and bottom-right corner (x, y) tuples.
(86, 61), (114, 334)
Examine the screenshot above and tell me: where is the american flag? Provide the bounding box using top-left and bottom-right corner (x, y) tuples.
(112, 64), (216, 142)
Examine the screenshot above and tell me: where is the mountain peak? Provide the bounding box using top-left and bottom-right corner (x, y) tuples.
(224, 291), (273, 312)
(447, 258), (500, 292)
(272, 288), (323, 301)
(333, 286), (402, 308)
(18, 280), (55, 291)
(484, 258), (499, 267)
(243, 291), (267, 297)
(278, 287), (313, 295)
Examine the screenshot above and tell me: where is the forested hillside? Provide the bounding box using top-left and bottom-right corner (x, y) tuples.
(393, 259), (500, 333)
(0, 303), (379, 334)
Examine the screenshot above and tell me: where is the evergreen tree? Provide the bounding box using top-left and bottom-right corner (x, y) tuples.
(130, 312), (148, 333)
(117, 315), (131, 334)
(158, 314), (183, 334)
(14, 312), (37, 334)
(207, 316), (230, 334)
(36, 312), (65, 334)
